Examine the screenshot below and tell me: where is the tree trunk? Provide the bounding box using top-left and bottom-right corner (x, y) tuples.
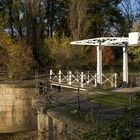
(8, 6), (14, 37)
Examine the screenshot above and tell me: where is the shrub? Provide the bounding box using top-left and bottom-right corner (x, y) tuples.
(0, 31), (35, 80)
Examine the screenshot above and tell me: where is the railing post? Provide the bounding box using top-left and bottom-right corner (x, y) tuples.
(58, 70), (61, 84)
(87, 71), (90, 84)
(35, 70), (38, 81)
(68, 71), (72, 85)
(95, 73), (97, 87)
(115, 73), (117, 87)
(77, 87), (80, 118)
(76, 70), (79, 83)
(80, 72), (84, 87)
(111, 74), (114, 87)
(50, 70), (52, 82)
(67, 71), (68, 84)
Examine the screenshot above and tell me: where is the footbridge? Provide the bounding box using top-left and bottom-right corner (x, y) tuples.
(35, 70), (117, 91)
(71, 32), (140, 87)
(35, 32), (140, 92)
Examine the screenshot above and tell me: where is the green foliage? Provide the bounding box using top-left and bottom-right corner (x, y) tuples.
(132, 21), (140, 32)
(63, 105), (139, 139)
(64, 103), (80, 118)
(128, 45), (140, 64)
(128, 21), (140, 64)
(8, 40), (35, 80)
(41, 36), (70, 69)
(0, 0), (139, 69)
(109, 108), (134, 139)
(102, 81), (111, 91)
(62, 92), (140, 139)
(0, 31), (35, 80)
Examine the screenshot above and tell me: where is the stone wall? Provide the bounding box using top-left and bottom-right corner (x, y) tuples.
(0, 83), (37, 133)
(37, 108), (93, 140)
(37, 110), (63, 140)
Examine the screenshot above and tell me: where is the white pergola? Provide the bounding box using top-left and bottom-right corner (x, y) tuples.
(70, 32), (140, 87)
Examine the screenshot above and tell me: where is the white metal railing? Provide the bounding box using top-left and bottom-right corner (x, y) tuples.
(49, 70), (117, 88)
(49, 70), (97, 88)
(102, 73), (117, 87)
(35, 70), (117, 89)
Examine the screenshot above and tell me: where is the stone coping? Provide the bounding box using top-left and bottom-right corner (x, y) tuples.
(44, 108), (93, 131)
(0, 80), (36, 88)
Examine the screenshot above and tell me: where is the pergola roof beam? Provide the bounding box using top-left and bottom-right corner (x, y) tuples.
(70, 37), (128, 46)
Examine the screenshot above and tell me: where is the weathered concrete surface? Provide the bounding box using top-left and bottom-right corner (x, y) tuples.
(0, 82), (37, 133)
(37, 108), (93, 140)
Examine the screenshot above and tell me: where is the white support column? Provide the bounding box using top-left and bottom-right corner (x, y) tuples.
(97, 42), (102, 86)
(123, 44), (128, 86)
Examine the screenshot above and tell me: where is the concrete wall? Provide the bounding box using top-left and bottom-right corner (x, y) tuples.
(0, 83), (37, 133)
(37, 110), (63, 140)
(37, 108), (93, 140)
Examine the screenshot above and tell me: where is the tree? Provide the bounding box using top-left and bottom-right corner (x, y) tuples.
(119, 0), (136, 33)
(0, 0), (134, 70)
(70, 0), (124, 68)
(70, 0), (87, 40)
(135, 0), (140, 21)
(0, 30), (35, 80)
(0, 0), (70, 66)
(41, 35), (70, 69)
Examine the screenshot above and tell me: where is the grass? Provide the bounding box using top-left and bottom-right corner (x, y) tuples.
(83, 91), (140, 107)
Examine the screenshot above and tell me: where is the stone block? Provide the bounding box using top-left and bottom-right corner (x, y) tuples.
(15, 106), (24, 112)
(15, 100), (23, 106)
(6, 116), (13, 126)
(0, 111), (6, 124)
(16, 111), (23, 124)
(0, 88), (6, 94)
(6, 106), (13, 111)
(15, 89), (23, 95)
(15, 93), (28, 99)
(5, 99), (14, 106)
(5, 88), (14, 94)
(4, 93), (15, 99)
(0, 93), (4, 99)
(0, 124), (6, 131)
(0, 100), (5, 105)
(6, 111), (13, 118)
(0, 105), (6, 111)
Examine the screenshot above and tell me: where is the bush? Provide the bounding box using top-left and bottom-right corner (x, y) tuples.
(40, 36), (70, 69)
(0, 31), (35, 80)
(8, 43), (35, 80)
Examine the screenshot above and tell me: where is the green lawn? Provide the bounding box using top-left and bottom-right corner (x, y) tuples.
(84, 91), (140, 107)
